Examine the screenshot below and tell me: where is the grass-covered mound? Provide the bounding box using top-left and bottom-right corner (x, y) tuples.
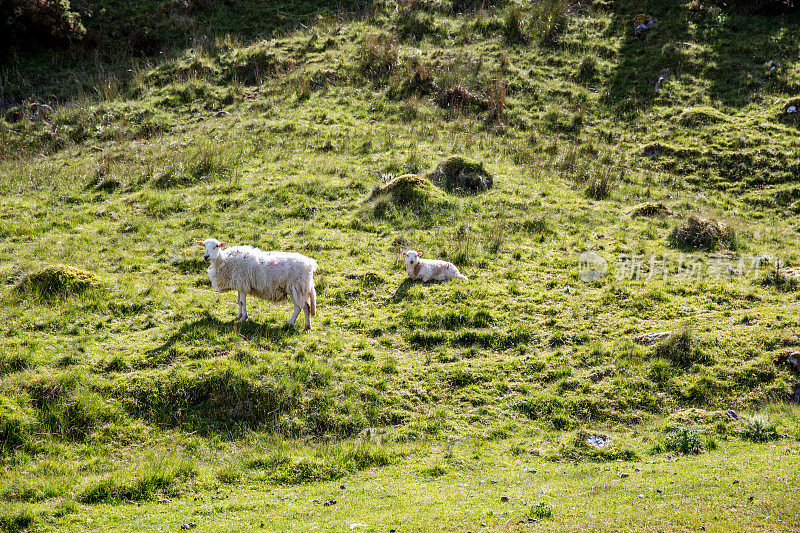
(366, 174), (452, 218)
(13, 265), (97, 298)
(425, 156), (493, 195)
(631, 202), (674, 218)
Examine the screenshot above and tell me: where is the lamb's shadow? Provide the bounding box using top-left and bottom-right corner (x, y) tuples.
(390, 278), (418, 303)
(149, 311), (294, 356)
(390, 277), (453, 303)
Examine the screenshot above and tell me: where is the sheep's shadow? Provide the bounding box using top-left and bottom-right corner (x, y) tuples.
(390, 277), (453, 303)
(390, 278), (418, 303)
(149, 311), (295, 356)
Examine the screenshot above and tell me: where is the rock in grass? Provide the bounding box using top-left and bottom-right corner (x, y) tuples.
(669, 215), (735, 250)
(586, 435), (611, 448)
(633, 331), (672, 346)
(14, 265), (98, 297)
(425, 156), (494, 195)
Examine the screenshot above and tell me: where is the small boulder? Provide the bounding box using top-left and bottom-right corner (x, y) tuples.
(633, 331), (672, 346)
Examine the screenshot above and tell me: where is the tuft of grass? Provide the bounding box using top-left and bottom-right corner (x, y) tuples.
(0, 397), (34, 455)
(669, 215), (735, 250)
(0, 507), (35, 533)
(530, 0), (569, 45)
(78, 456), (197, 504)
(663, 427), (706, 455)
(529, 501), (553, 519)
(503, 6), (528, 44)
(359, 32), (398, 82)
(584, 170), (616, 200)
(739, 415), (780, 443)
(653, 330), (710, 368)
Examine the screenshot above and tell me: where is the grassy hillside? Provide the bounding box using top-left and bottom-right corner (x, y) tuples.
(2, 0), (800, 531)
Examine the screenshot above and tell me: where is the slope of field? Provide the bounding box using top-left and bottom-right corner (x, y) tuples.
(1, 1), (800, 531)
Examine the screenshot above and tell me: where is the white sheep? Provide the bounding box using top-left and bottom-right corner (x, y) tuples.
(402, 250), (467, 282)
(197, 238), (318, 330)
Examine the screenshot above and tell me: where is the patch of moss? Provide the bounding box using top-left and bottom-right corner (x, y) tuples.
(677, 106), (730, 127)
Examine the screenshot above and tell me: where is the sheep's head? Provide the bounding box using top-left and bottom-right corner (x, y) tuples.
(402, 250), (422, 267)
(197, 238), (226, 263)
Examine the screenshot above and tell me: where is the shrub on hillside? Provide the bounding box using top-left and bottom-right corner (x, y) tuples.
(739, 415), (780, 442)
(425, 156), (494, 194)
(0, 0), (85, 50)
(669, 215), (735, 250)
(664, 426), (706, 454)
(653, 330), (710, 368)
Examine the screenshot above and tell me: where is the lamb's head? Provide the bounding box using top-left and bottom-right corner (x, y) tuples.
(196, 238), (226, 263)
(402, 250), (422, 267)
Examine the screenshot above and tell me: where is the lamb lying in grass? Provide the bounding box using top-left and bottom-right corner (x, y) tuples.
(402, 250), (467, 282)
(197, 238), (318, 331)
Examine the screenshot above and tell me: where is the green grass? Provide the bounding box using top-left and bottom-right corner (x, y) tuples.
(1, 0), (800, 530)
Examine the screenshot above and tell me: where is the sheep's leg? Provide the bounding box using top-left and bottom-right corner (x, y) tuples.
(236, 292), (248, 321)
(288, 303), (301, 327)
(303, 303), (311, 331)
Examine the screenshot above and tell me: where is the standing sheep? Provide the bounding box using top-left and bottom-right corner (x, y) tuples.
(197, 238), (318, 331)
(402, 250), (467, 282)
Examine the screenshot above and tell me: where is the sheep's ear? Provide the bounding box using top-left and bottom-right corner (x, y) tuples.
(219, 242), (227, 248)
(402, 251), (407, 257)
(196, 241), (204, 247)
(418, 251), (423, 257)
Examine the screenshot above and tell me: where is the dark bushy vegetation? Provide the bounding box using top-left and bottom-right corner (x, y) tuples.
(425, 156), (493, 194)
(0, 0), (85, 50)
(730, 0), (799, 14)
(669, 215), (735, 250)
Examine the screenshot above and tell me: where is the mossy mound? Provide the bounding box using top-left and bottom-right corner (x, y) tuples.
(669, 215), (735, 250)
(425, 156), (494, 195)
(369, 174), (437, 206)
(14, 265), (98, 297)
(366, 174), (452, 219)
(631, 202), (674, 217)
(677, 106), (730, 127)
